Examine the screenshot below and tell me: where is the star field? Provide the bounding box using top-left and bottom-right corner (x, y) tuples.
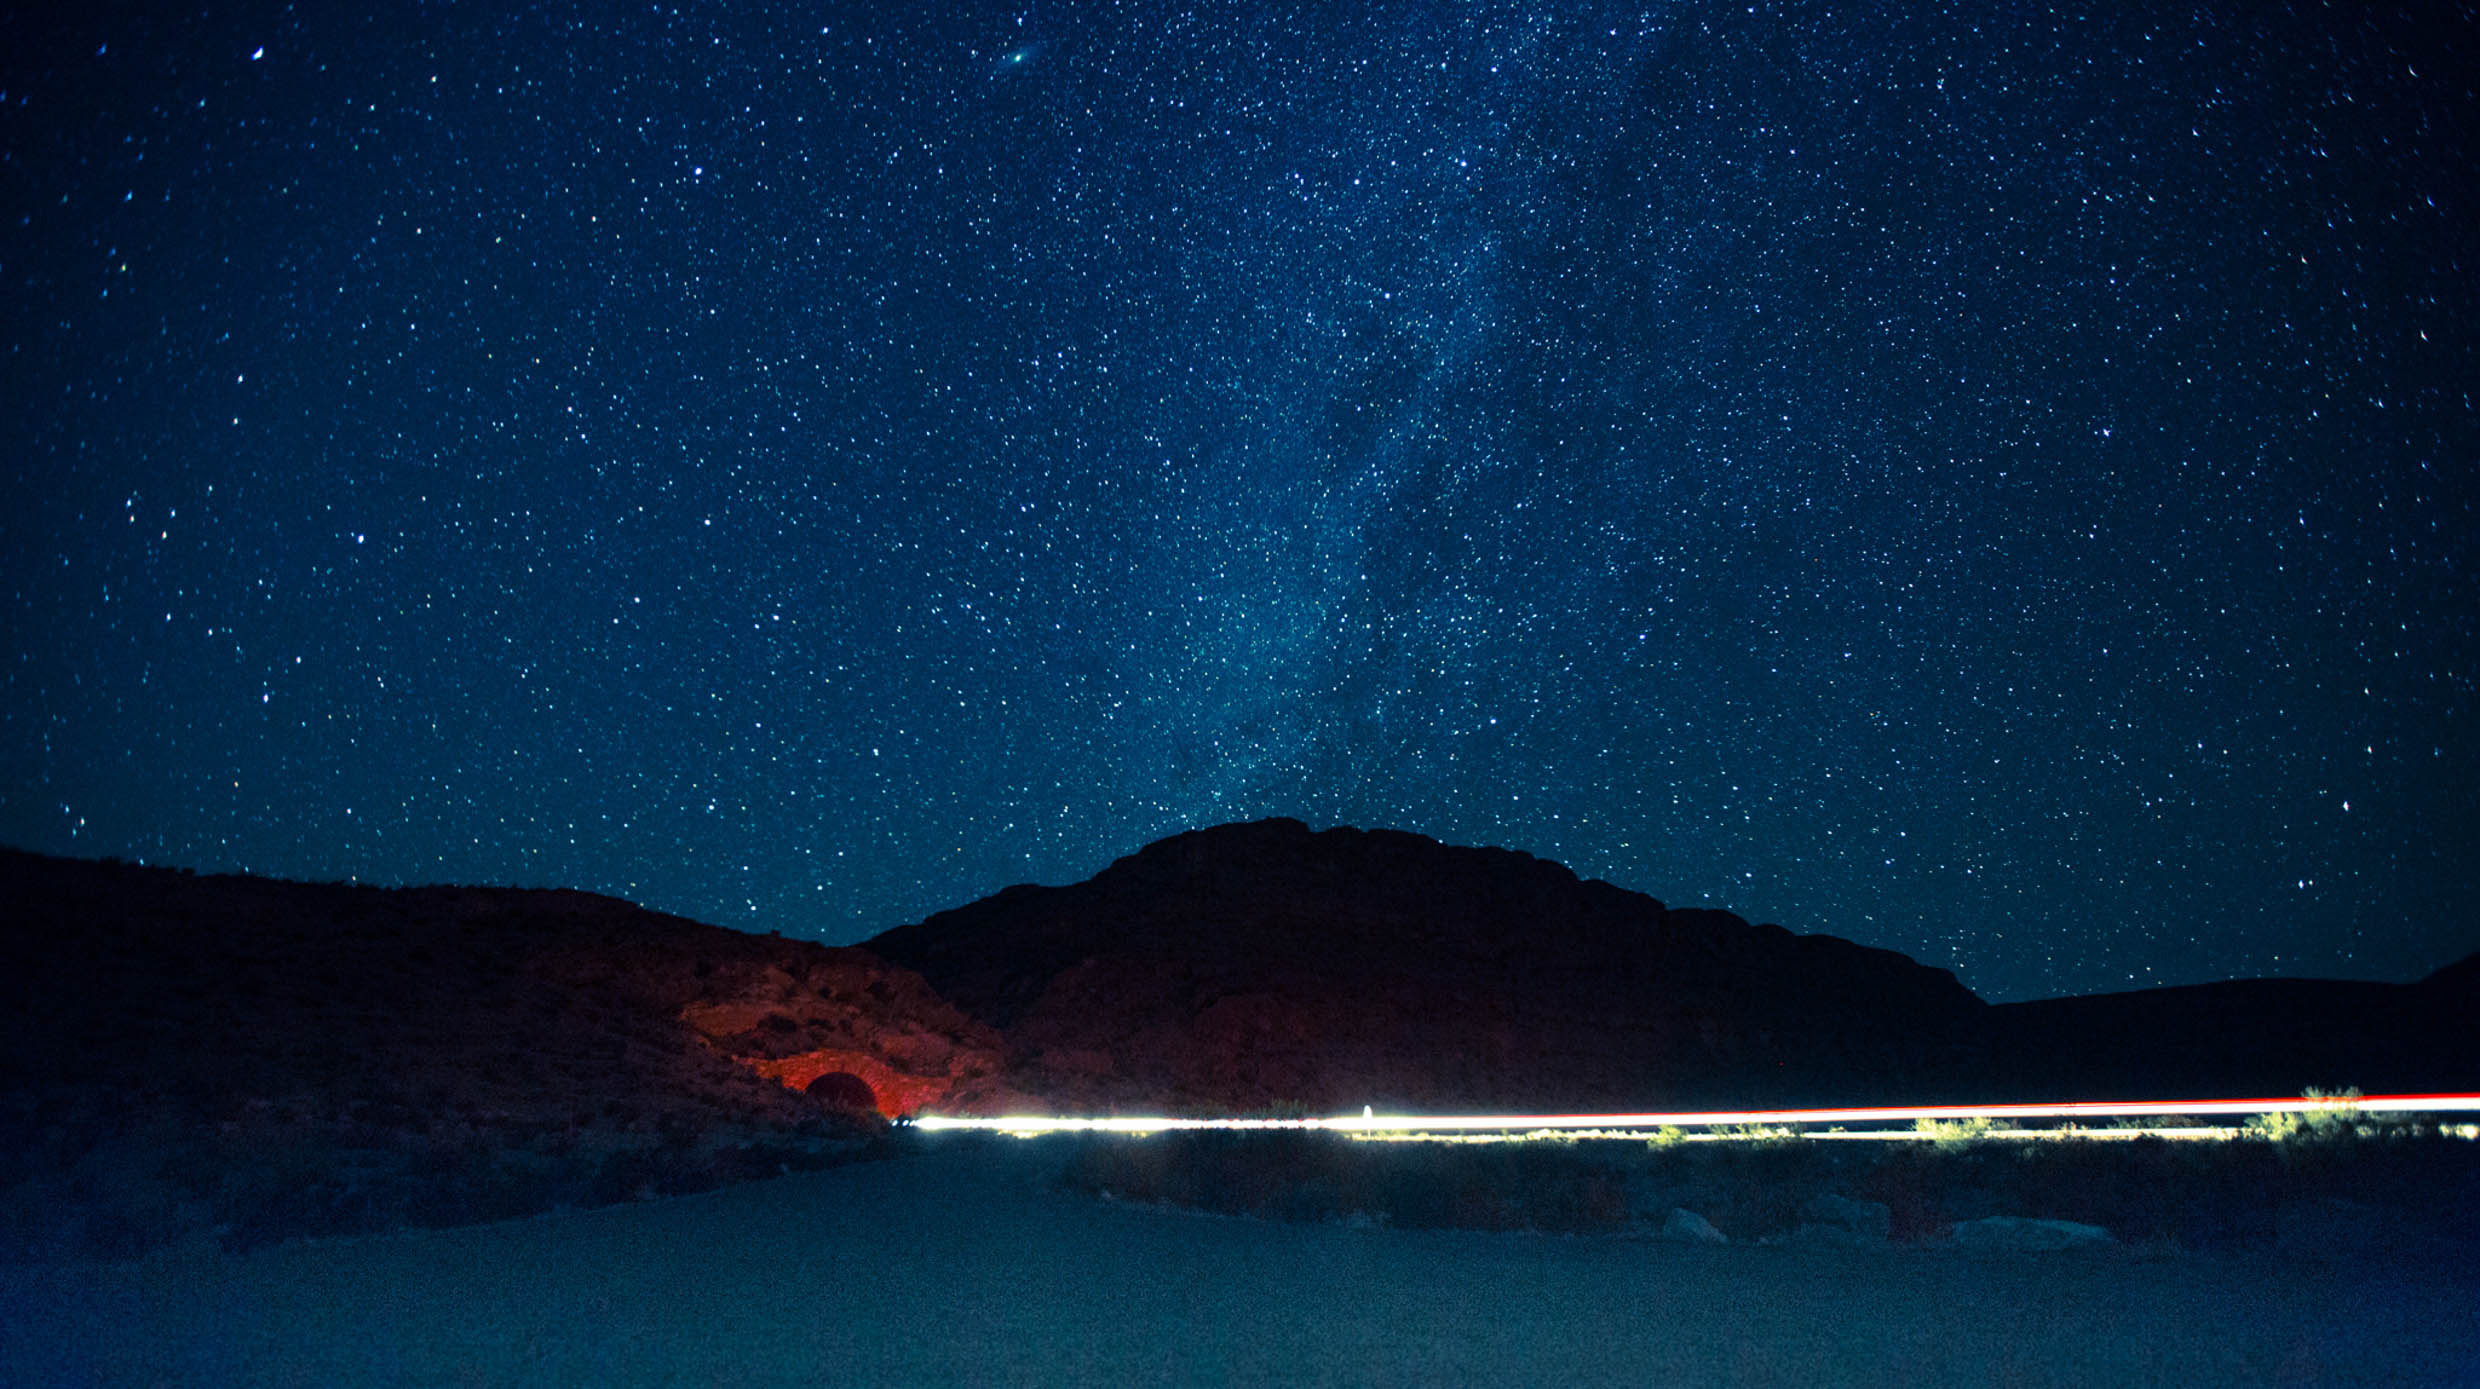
(4, 2), (2474, 1001)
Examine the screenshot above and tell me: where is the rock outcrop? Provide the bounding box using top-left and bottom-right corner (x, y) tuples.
(0, 847), (1006, 1255)
(0, 847), (1007, 1125)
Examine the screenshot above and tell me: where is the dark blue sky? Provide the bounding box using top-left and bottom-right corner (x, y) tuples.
(5, 2), (2474, 1001)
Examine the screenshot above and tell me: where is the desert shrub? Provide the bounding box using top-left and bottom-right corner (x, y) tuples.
(1719, 1123), (1800, 1147)
(2247, 1110), (2310, 1143)
(1914, 1116), (1999, 1152)
(2246, 1088), (2406, 1149)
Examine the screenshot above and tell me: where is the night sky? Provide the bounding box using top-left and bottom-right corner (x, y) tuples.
(4, 3), (2474, 1003)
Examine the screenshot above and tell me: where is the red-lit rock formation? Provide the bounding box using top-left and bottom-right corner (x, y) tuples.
(671, 964), (1012, 1118)
(0, 848), (1006, 1255)
(0, 847), (1007, 1125)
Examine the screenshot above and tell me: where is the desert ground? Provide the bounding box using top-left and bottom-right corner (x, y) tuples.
(4, 1134), (2474, 1387)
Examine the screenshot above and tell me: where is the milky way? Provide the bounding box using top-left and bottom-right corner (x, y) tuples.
(4, 3), (2473, 1000)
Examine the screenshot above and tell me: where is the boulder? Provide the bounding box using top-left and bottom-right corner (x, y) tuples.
(805, 1071), (879, 1114)
(1660, 1208), (1729, 1245)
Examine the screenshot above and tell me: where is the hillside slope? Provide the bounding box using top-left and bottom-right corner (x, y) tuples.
(866, 819), (1987, 1113)
(869, 819), (2480, 1112)
(0, 848), (1006, 1255)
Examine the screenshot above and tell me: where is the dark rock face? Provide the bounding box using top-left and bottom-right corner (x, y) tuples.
(0, 847), (1006, 1255)
(805, 1071), (880, 1114)
(863, 819), (1987, 1113)
(1974, 973), (2480, 1103)
(2419, 950), (2480, 1003)
(866, 820), (2480, 1113)
(0, 848), (1007, 1123)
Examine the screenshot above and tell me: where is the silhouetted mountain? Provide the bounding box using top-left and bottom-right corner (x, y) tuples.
(8, 829), (2474, 1257)
(1973, 970), (2480, 1103)
(2420, 950), (2480, 1001)
(864, 819), (1989, 1113)
(0, 847), (1006, 1256)
(865, 820), (2480, 1113)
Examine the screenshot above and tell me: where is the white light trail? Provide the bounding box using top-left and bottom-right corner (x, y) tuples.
(908, 1092), (2480, 1137)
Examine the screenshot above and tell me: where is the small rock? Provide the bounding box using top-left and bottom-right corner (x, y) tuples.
(1947, 1216), (2114, 1251)
(1660, 1208), (1729, 1245)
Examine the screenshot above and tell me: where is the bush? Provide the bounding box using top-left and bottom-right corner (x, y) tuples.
(1720, 1124), (1800, 1147)
(2246, 1089), (2378, 1146)
(1913, 1116), (2007, 1152)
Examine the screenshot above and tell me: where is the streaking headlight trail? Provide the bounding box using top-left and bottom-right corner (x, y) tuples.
(909, 1092), (2480, 1138)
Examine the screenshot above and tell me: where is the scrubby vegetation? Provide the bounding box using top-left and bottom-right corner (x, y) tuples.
(2241, 1088), (2406, 1145)
(1913, 1115), (2004, 1150)
(1056, 1121), (2480, 1256)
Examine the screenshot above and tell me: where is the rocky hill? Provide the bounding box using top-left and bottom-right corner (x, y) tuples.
(8, 825), (2473, 1256)
(863, 818), (1989, 1113)
(1973, 962), (2480, 1103)
(0, 848), (1008, 1256)
(866, 819), (2479, 1113)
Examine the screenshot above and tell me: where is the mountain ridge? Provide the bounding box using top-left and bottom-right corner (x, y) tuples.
(5, 826), (2474, 1254)
(865, 818), (2479, 1112)
(865, 818), (1987, 1113)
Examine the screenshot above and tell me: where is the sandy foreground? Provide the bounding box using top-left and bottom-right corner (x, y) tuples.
(3, 1135), (2474, 1387)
